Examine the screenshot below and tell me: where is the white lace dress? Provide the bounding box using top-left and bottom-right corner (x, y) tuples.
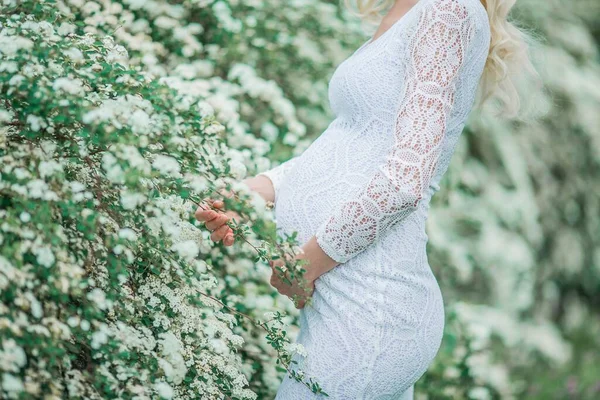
(258, 0), (490, 398)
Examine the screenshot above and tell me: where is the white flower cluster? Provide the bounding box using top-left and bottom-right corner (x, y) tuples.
(1, 0), (340, 396)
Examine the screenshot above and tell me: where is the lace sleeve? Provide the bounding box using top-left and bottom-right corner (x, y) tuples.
(315, 0), (477, 263)
(257, 155), (300, 204)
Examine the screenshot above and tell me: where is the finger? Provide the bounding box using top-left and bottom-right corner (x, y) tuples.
(211, 224), (230, 242)
(197, 210), (219, 223)
(212, 224), (230, 242)
(223, 232), (235, 246)
(205, 197), (224, 210)
(206, 213), (229, 231)
(195, 207), (218, 222)
(194, 204), (207, 219)
(205, 214), (230, 231)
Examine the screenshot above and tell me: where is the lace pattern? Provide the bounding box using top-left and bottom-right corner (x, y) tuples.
(314, 0), (478, 263)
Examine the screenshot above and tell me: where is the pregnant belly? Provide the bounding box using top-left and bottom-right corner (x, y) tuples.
(275, 152), (357, 242)
(274, 119), (395, 244)
(274, 164), (347, 245)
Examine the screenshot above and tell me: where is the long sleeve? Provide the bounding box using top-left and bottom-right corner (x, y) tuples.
(257, 155), (301, 204)
(315, 0), (477, 264)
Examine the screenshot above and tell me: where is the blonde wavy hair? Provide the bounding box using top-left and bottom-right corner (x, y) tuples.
(343, 0), (545, 121)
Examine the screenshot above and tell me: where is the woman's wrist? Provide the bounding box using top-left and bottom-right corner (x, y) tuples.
(300, 236), (339, 282)
(243, 175), (275, 204)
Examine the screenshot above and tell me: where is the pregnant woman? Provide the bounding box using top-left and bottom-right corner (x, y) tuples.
(196, 0), (538, 397)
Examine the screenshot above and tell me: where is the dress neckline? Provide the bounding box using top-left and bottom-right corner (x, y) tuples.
(353, 0), (425, 56)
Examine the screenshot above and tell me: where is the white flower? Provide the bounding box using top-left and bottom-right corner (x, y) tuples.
(284, 342), (307, 357)
(38, 160), (63, 178)
(126, 0), (146, 10)
(0, 339), (27, 373)
(170, 240), (199, 262)
(210, 338), (229, 354)
(121, 191), (147, 210)
(26, 179), (48, 199)
(70, 181), (85, 193)
(104, 165), (125, 184)
(9, 74), (25, 86)
(1, 373), (23, 394)
(91, 330), (109, 350)
(118, 228), (138, 241)
(468, 387), (491, 400)
(129, 109), (151, 133)
(197, 101), (214, 116)
(63, 47), (84, 62)
(260, 122), (278, 141)
(157, 332), (187, 385)
(19, 212), (31, 223)
(80, 320), (90, 331)
(154, 381), (174, 399)
(229, 159), (247, 179)
(185, 174), (209, 192)
(26, 115), (46, 132)
(263, 311), (276, 320)
(250, 191), (267, 213)
(288, 120), (306, 136)
(25, 292), (43, 319)
(0, 36), (33, 57)
(34, 246), (55, 268)
(0, 109), (13, 123)
(154, 16), (178, 29)
(283, 132), (299, 146)
(53, 77), (84, 95)
(444, 366), (460, 379)
(152, 155), (181, 177)
(57, 22), (76, 36)
(87, 288), (112, 310)
(106, 45), (129, 64)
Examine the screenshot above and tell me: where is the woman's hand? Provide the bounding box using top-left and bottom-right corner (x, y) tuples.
(194, 189), (241, 246)
(268, 236), (339, 308)
(194, 175), (276, 246)
(269, 255), (315, 309)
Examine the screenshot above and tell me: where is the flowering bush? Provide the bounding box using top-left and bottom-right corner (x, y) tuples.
(0, 0), (352, 398)
(1, 0), (599, 399)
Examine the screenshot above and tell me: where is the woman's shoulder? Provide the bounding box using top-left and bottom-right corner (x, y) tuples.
(417, 0), (489, 27)
(415, 0), (490, 47)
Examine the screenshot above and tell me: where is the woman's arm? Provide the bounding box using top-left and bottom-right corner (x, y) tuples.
(195, 156), (301, 246)
(242, 174), (276, 204)
(303, 0), (479, 269)
(255, 155), (301, 205)
(240, 155), (302, 204)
